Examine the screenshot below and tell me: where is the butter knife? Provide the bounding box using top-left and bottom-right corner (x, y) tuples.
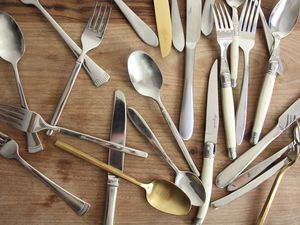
(103, 90), (127, 225)
(201, 0), (215, 36)
(216, 98), (300, 188)
(171, 0), (185, 52)
(179, 0), (202, 140)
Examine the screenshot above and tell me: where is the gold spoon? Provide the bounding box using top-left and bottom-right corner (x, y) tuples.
(55, 140), (191, 216)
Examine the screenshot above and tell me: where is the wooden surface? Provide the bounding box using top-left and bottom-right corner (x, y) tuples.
(0, 0), (299, 224)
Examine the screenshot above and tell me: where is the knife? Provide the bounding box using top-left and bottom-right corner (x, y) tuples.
(114, 0), (158, 47)
(194, 60), (219, 225)
(216, 98), (300, 188)
(171, 0), (185, 52)
(103, 90), (127, 225)
(201, 0), (215, 36)
(179, 0), (202, 140)
(153, 0), (172, 57)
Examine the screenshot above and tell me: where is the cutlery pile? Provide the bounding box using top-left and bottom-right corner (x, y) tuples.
(0, 0), (299, 225)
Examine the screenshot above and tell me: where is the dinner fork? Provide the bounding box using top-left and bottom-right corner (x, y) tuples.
(0, 131), (90, 215)
(212, 3), (236, 160)
(0, 104), (147, 158)
(47, 1), (111, 136)
(235, 0), (261, 145)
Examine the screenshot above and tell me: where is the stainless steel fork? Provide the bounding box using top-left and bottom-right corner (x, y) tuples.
(235, 0), (261, 145)
(0, 104), (147, 158)
(212, 3), (236, 160)
(47, 1), (111, 136)
(0, 131), (90, 215)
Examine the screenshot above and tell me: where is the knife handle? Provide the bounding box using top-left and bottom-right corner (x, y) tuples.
(251, 71), (277, 145)
(230, 35), (239, 88)
(103, 176), (119, 225)
(179, 46), (196, 140)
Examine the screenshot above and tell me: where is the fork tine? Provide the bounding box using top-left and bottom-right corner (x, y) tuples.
(98, 5), (111, 36)
(212, 5), (220, 31)
(223, 4), (233, 29)
(0, 104), (26, 116)
(93, 3), (104, 31)
(219, 4), (229, 29)
(87, 1), (98, 29)
(251, 0), (261, 33)
(216, 4), (224, 29)
(247, 0), (256, 32)
(0, 113), (24, 131)
(240, 0), (248, 30)
(243, 0), (253, 31)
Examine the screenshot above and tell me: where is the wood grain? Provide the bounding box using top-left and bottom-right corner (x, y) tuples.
(0, 0), (299, 224)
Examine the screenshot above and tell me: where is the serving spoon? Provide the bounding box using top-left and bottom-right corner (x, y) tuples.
(127, 50), (200, 177)
(127, 107), (206, 206)
(0, 12), (42, 153)
(55, 140), (192, 216)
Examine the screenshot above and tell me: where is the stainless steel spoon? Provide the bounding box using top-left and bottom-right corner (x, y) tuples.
(0, 12), (42, 153)
(127, 107), (206, 206)
(251, 0), (300, 144)
(127, 50), (200, 176)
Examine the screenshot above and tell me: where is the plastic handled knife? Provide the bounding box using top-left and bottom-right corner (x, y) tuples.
(194, 60), (219, 225)
(103, 90), (127, 225)
(201, 0), (215, 36)
(179, 0), (202, 140)
(216, 98), (300, 189)
(153, 0), (172, 57)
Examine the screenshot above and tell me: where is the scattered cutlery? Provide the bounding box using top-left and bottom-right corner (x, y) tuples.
(171, 0), (185, 52)
(55, 141), (192, 216)
(127, 107), (206, 207)
(201, 0), (216, 36)
(251, 0), (300, 144)
(0, 12), (43, 153)
(128, 50), (200, 176)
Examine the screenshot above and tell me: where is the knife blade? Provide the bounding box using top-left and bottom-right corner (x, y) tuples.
(103, 90), (127, 225)
(216, 98), (300, 189)
(153, 0), (172, 57)
(179, 0), (202, 140)
(201, 0), (215, 36)
(194, 59), (219, 225)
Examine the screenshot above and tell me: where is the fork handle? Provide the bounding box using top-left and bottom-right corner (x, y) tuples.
(230, 35), (239, 88)
(16, 156), (90, 215)
(47, 60), (83, 136)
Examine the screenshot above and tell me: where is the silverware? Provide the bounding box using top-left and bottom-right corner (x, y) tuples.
(0, 131), (90, 215)
(212, 3), (236, 160)
(171, 0), (185, 52)
(216, 98), (300, 188)
(251, 0), (300, 144)
(194, 59), (219, 225)
(235, 0), (261, 145)
(103, 90), (127, 225)
(127, 107), (206, 207)
(179, 0), (202, 140)
(47, 1), (111, 136)
(0, 13), (42, 153)
(127, 50), (200, 176)
(20, 0), (110, 87)
(55, 141), (192, 216)
(114, 0), (158, 47)
(201, 0), (216, 36)
(0, 104), (148, 158)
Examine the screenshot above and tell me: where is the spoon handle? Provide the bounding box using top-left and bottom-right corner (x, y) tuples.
(230, 7), (239, 88)
(16, 154), (90, 215)
(55, 141), (143, 187)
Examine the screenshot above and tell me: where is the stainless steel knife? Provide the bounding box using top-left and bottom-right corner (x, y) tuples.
(194, 59), (219, 225)
(216, 98), (300, 188)
(179, 0), (202, 140)
(103, 90), (127, 225)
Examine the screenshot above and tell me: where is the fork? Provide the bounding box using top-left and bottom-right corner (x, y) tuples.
(212, 3), (236, 160)
(0, 104), (148, 158)
(235, 0), (261, 145)
(0, 131), (90, 215)
(47, 1), (111, 136)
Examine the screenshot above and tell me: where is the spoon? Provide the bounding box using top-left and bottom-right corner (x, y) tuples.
(251, 0), (300, 144)
(127, 107), (206, 206)
(55, 140), (192, 216)
(127, 50), (200, 176)
(0, 12), (42, 153)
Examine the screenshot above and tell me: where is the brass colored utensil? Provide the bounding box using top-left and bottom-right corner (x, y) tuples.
(55, 141), (192, 216)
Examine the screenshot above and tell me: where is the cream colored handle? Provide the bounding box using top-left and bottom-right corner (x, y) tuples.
(230, 35), (239, 88)
(252, 72), (276, 144)
(55, 141), (142, 186)
(222, 87), (236, 160)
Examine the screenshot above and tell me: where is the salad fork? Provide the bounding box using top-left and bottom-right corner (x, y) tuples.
(235, 0), (261, 145)
(0, 104), (148, 158)
(47, 1), (111, 136)
(0, 131), (90, 215)
(212, 3), (236, 160)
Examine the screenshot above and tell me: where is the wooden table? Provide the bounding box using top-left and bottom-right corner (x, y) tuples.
(0, 0), (299, 224)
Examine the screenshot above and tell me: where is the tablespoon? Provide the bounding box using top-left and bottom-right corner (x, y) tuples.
(0, 12), (42, 153)
(127, 107), (206, 206)
(127, 50), (200, 176)
(55, 140), (192, 215)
